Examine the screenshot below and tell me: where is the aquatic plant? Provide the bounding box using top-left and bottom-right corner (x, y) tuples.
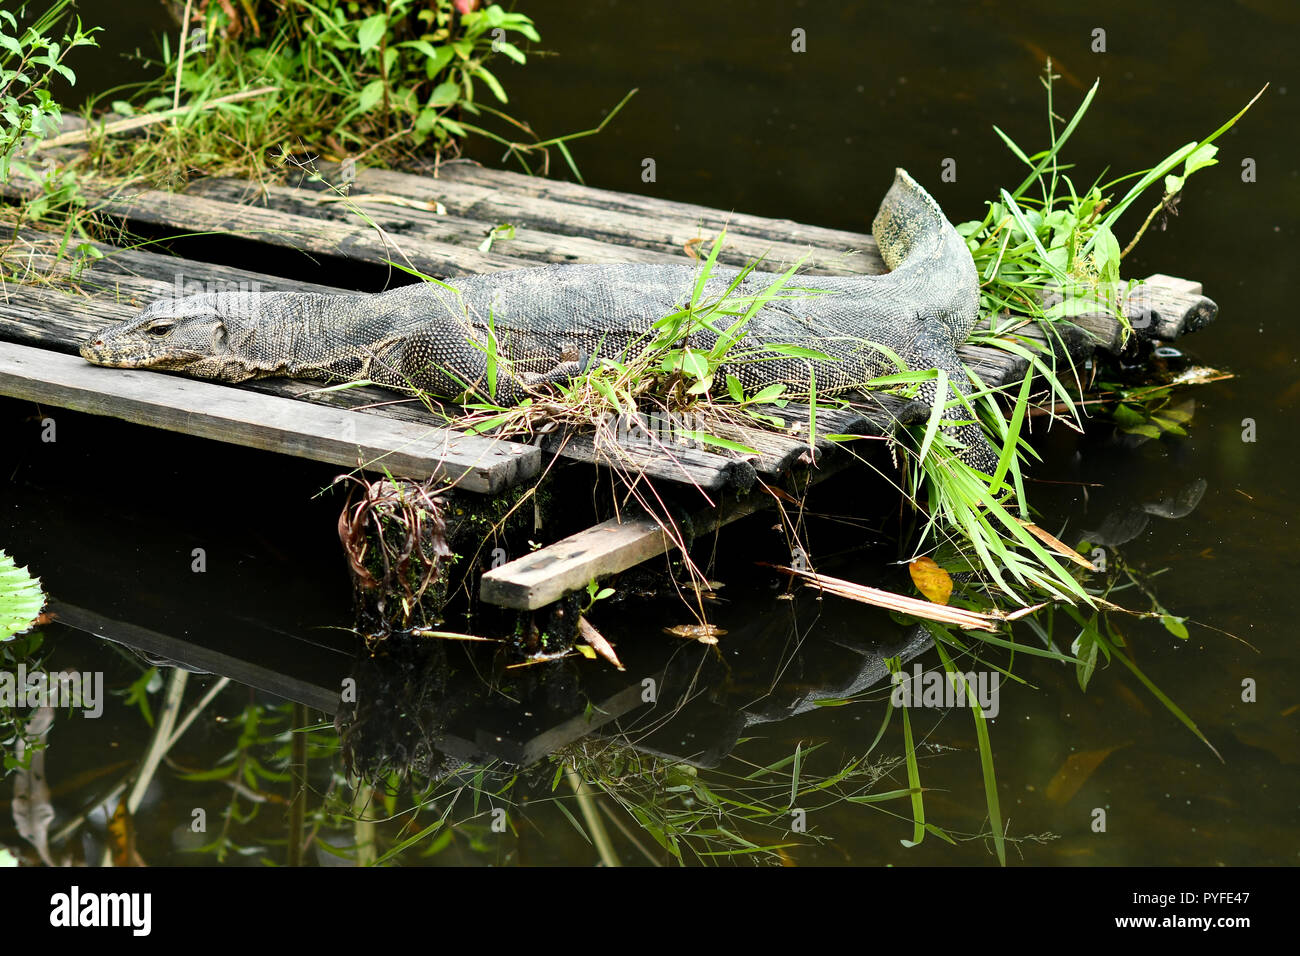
(0, 550), (44, 643)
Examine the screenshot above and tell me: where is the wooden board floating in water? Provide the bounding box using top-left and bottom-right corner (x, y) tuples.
(479, 468), (847, 611)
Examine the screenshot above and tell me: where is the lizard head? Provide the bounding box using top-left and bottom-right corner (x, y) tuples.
(81, 292), (264, 382)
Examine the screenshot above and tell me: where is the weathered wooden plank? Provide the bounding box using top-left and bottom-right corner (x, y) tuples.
(0, 340), (539, 493)
(45, 181), (544, 277)
(427, 161), (889, 271)
(1128, 274), (1218, 339)
(701, 419), (818, 474)
(480, 461), (850, 610)
(188, 176), (685, 269)
(539, 428), (756, 494)
(1145, 273), (1201, 297)
(0, 274), (771, 491)
(314, 166), (883, 276)
(480, 516), (683, 610)
(9, 232), (342, 300)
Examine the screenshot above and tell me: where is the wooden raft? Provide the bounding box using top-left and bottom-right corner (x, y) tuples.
(0, 158), (1218, 609)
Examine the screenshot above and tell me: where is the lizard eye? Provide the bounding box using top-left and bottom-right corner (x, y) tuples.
(146, 320), (174, 338)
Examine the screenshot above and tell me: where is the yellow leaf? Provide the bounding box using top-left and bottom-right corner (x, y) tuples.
(108, 800), (146, 867)
(908, 557), (953, 605)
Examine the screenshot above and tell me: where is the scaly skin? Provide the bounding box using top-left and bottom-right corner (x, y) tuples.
(81, 169), (997, 471)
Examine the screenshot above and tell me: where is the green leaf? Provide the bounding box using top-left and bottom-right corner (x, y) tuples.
(932, 630), (1005, 866)
(474, 66), (508, 103)
(748, 383), (788, 404)
(1091, 223), (1121, 283)
(428, 81), (460, 107)
(677, 432), (759, 455)
(402, 40), (455, 77)
(436, 115), (468, 137)
(358, 80), (384, 112)
(0, 549), (44, 641)
(759, 343), (836, 361)
(914, 369), (948, 468)
(1183, 142), (1219, 176)
(663, 348), (709, 380)
(1161, 615), (1189, 640)
(357, 14), (388, 56)
(494, 41), (526, 65)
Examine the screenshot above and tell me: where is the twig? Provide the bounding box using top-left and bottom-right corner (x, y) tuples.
(565, 767), (620, 867)
(165, 676), (230, 750)
(762, 563), (1015, 631)
(125, 669), (189, 816)
(287, 702), (307, 867)
(56, 672), (227, 846)
(35, 87), (280, 150)
(597, 800), (660, 866)
(173, 0), (194, 115)
(1120, 192), (1172, 259)
(99, 669), (189, 864)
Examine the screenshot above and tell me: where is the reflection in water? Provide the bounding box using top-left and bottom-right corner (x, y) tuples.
(2, 0), (1297, 867)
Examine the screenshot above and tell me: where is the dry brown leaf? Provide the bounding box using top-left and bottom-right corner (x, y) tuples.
(408, 628), (500, 642)
(578, 617), (625, 670)
(664, 624), (725, 644)
(1044, 743), (1129, 805)
(1014, 518), (1097, 570)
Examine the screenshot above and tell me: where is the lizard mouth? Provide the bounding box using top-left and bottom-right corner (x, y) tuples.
(79, 338), (200, 369)
(79, 338), (115, 363)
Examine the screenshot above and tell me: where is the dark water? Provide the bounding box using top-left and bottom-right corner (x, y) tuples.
(2, 0), (1297, 865)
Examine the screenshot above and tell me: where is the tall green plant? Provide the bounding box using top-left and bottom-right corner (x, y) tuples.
(0, 0), (97, 254)
(115, 0), (540, 161)
(0, 0), (98, 180)
(957, 64), (1263, 333)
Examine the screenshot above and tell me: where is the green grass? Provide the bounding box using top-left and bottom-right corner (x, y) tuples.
(957, 63), (1265, 336)
(72, 1), (634, 190)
